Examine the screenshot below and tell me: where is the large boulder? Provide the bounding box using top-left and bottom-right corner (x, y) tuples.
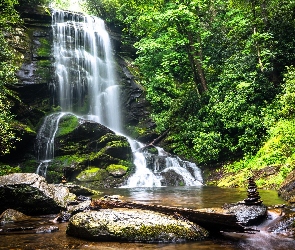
(67, 209), (209, 242)
(47, 114), (134, 188)
(0, 173), (75, 215)
(278, 170), (295, 203)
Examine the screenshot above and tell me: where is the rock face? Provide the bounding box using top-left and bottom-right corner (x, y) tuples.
(67, 209), (209, 242)
(278, 170), (295, 203)
(0, 173), (75, 215)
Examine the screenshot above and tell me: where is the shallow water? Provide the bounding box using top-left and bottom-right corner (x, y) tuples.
(0, 186), (294, 250)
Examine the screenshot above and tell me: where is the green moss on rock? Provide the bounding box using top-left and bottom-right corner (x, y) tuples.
(106, 164), (128, 177)
(57, 115), (79, 137)
(76, 167), (108, 182)
(67, 209), (209, 242)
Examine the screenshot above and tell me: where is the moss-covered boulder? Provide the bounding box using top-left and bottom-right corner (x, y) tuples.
(66, 209), (209, 242)
(106, 164), (128, 177)
(0, 173), (75, 215)
(46, 114), (134, 188)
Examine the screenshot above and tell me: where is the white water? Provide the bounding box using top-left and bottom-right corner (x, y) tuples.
(36, 112), (68, 176)
(52, 10), (121, 132)
(36, 9), (203, 187)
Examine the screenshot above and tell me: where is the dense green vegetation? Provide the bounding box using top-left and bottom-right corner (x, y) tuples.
(82, 0), (295, 187)
(0, 0), (21, 155)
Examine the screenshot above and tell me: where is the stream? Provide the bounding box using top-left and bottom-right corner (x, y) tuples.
(1, 186), (294, 250)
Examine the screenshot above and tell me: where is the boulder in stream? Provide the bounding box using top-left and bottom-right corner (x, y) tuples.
(0, 209), (30, 224)
(0, 173), (75, 215)
(223, 203), (268, 226)
(67, 209), (209, 242)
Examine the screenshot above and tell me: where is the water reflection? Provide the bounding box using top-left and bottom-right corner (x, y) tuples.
(95, 186), (284, 208)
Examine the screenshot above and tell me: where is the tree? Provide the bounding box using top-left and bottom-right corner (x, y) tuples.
(0, 0), (21, 155)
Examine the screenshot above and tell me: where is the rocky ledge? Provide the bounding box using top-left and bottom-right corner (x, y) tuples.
(66, 209), (209, 243)
(278, 170), (295, 203)
(0, 173), (75, 215)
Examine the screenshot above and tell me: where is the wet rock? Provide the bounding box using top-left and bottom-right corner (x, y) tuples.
(53, 211), (72, 223)
(67, 200), (91, 216)
(63, 183), (101, 196)
(67, 209), (209, 242)
(0, 173), (75, 215)
(52, 117), (133, 188)
(224, 204), (267, 226)
(266, 208), (295, 237)
(278, 170), (295, 203)
(35, 225), (59, 234)
(0, 209), (30, 224)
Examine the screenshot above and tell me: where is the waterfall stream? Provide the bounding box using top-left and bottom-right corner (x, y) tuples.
(35, 9), (203, 187)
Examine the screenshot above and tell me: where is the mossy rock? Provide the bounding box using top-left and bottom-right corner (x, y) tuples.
(67, 209), (209, 242)
(76, 167), (108, 182)
(20, 159), (39, 173)
(56, 114), (79, 137)
(106, 164), (128, 177)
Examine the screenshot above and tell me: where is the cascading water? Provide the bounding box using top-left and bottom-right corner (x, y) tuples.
(36, 8), (203, 187)
(36, 112), (68, 177)
(52, 10), (121, 131)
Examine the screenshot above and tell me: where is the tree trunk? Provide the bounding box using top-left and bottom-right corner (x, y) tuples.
(91, 199), (257, 233)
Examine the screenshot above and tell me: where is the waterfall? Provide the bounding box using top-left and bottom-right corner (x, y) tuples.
(36, 112), (68, 177)
(52, 10), (121, 132)
(35, 9), (203, 187)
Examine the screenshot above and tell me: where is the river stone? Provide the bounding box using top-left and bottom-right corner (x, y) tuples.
(63, 183), (101, 196)
(225, 204), (267, 225)
(0, 209), (30, 224)
(67, 209), (209, 242)
(0, 173), (75, 215)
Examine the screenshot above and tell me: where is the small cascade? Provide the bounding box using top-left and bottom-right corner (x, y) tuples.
(35, 112), (68, 177)
(123, 139), (162, 187)
(123, 141), (203, 187)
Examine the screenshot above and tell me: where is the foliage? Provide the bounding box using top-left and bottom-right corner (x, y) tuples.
(0, 164), (21, 176)
(0, 0), (22, 155)
(217, 67), (295, 188)
(81, 0), (295, 174)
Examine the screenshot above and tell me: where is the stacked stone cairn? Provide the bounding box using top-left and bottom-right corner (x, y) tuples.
(243, 177), (263, 205)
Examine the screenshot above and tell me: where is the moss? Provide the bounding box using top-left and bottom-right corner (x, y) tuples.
(55, 154), (88, 164)
(57, 115), (79, 137)
(106, 140), (129, 148)
(76, 167), (108, 182)
(21, 160), (38, 173)
(119, 223), (207, 242)
(106, 164), (128, 172)
(37, 38), (51, 57)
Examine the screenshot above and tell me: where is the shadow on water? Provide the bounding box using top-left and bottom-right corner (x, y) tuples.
(0, 186), (294, 250)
